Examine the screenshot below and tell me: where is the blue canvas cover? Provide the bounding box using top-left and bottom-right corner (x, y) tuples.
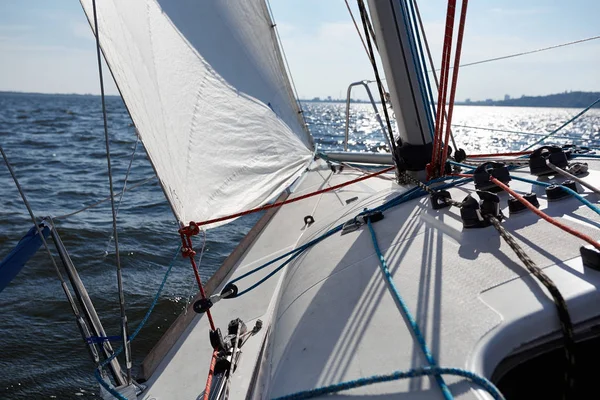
(0, 224), (50, 293)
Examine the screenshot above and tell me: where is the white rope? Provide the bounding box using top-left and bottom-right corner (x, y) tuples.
(546, 160), (600, 196)
(344, 0), (371, 60)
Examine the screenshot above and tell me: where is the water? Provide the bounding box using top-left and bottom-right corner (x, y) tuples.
(0, 92), (599, 399)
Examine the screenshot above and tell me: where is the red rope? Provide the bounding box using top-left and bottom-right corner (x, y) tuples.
(452, 173), (475, 179)
(467, 150), (533, 158)
(203, 350), (218, 400)
(440, 0), (469, 169)
(453, 173), (600, 251)
(490, 176), (600, 251)
(179, 232), (216, 331)
(177, 165), (394, 335)
(430, 0), (457, 178)
(189, 166), (395, 228)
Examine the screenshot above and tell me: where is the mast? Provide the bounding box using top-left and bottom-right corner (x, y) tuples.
(367, 0), (433, 170)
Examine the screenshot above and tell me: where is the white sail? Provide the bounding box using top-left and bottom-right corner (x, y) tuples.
(79, 0), (314, 227)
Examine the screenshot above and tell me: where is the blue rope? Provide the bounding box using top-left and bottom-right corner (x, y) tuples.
(374, 176), (472, 214)
(572, 154), (600, 159)
(232, 224), (343, 297)
(272, 366), (505, 400)
(396, 0), (435, 139)
(405, 0), (437, 137)
(448, 160), (600, 217)
(510, 175), (600, 217)
(86, 335), (125, 345)
(522, 95), (600, 150)
(367, 219), (452, 399)
(229, 176), (472, 297)
(94, 244), (181, 399)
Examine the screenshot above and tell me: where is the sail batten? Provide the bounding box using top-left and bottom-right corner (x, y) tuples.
(80, 0), (313, 227)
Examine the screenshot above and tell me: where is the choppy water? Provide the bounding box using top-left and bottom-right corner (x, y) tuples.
(0, 92), (599, 399)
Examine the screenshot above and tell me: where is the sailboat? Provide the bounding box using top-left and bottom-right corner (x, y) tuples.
(3, 0), (600, 399)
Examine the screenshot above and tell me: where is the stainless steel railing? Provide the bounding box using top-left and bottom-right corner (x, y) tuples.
(343, 80), (391, 151)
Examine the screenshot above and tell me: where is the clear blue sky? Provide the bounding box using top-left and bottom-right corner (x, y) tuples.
(0, 0), (598, 101)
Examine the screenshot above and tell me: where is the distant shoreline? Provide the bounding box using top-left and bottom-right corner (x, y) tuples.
(302, 91), (600, 109)
(2, 90), (599, 109)
(0, 90), (119, 98)
(455, 91), (600, 109)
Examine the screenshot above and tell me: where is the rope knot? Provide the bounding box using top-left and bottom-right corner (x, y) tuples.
(179, 221), (200, 237)
(181, 247), (196, 258)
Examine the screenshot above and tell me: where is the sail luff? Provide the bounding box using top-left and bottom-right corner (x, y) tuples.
(78, 1), (183, 223)
(79, 0), (314, 227)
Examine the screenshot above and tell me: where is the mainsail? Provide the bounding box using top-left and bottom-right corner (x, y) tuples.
(79, 0), (314, 227)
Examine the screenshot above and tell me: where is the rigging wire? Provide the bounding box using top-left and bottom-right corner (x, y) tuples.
(104, 135), (140, 255)
(265, 0), (311, 140)
(52, 176), (156, 221)
(451, 124), (550, 137)
(356, 0), (399, 153)
(94, 244), (181, 400)
(0, 147), (86, 325)
(90, 0), (132, 384)
(522, 95), (600, 150)
(363, 5), (378, 51)
(0, 147), (126, 385)
(445, 34), (600, 71)
(344, 0), (370, 59)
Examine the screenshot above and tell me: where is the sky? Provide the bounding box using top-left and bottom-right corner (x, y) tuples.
(0, 1), (599, 101)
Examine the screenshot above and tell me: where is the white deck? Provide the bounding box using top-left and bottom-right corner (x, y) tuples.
(141, 158), (600, 400)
